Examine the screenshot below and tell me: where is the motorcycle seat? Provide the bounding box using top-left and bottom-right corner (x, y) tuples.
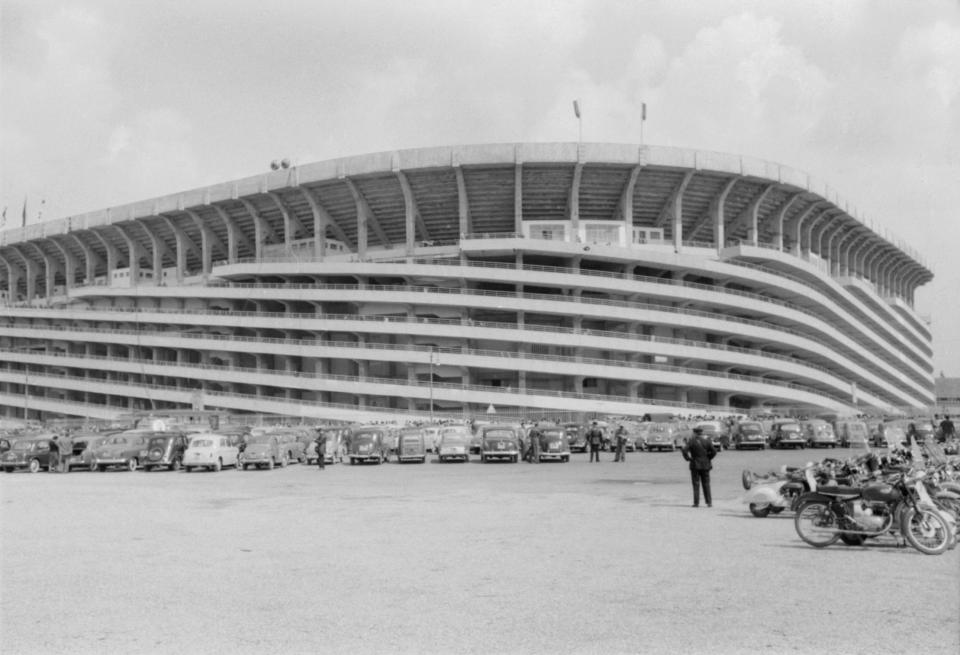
(816, 485), (860, 498)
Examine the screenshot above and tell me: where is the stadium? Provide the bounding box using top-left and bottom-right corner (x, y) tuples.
(0, 142), (935, 424)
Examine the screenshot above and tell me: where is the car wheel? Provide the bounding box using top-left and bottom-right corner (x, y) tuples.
(213, 458), (222, 472)
(28, 459), (41, 473)
(127, 458), (138, 472)
(185, 466), (192, 473)
(749, 503), (772, 518)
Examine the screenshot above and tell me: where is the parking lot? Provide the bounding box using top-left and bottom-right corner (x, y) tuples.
(2, 447), (958, 655)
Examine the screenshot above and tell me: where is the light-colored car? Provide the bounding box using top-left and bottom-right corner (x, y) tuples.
(694, 420), (729, 450)
(834, 419), (870, 448)
(802, 419), (837, 448)
(645, 422), (681, 452)
(183, 433), (241, 472)
(769, 421), (806, 449)
(437, 431), (470, 463)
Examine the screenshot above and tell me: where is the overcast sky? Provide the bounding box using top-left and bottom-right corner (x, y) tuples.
(2, 0), (958, 376)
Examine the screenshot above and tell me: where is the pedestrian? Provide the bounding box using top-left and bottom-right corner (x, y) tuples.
(681, 426), (716, 507)
(587, 421), (603, 463)
(48, 436), (60, 473)
(613, 424), (627, 462)
(58, 432), (73, 473)
(938, 415), (955, 442)
(314, 430), (327, 470)
(525, 425), (542, 463)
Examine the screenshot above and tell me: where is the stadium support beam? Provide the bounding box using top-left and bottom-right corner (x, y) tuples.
(568, 162), (583, 237)
(211, 204), (255, 262)
(8, 245), (36, 302)
(138, 222), (171, 281)
(26, 242), (57, 301)
(186, 210), (224, 276)
(655, 170), (695, 232)
(454, 166), (471, 237)
(728, 183), (774, 245)
(514, 162), (523, 234)
(832, 227), (862, 276)
(69, 234), (102, 285)
(89, 228), (122, 280)
(160, 215), (201, 283)
(344, 178), (391, 252)
(783, 200), (827, 254)
(615, 163), (642, 230)
(803, 210), (836, 256)
(48, 237), (77, 291)
(299, 188), (351, 259)
(396, 170), (431, 255)
(0, 254), (20, 301)
(686, 176), (738, 246)
(238, 199), (280, 261)
(114, 225), (149, 284)
(767, 193), (802, 251)
(267, 192), (311, 252)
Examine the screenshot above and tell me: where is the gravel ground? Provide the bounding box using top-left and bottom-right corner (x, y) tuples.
(1, 447), (958, 655)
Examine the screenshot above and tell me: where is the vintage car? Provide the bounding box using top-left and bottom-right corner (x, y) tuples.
(62, 432), (112, 471)
(422, 425), (442, 453)
(694, 420), (730, 450)
(346, 426), (388, 464)
(535, 425), (570, 462)
(0, 436), (13, 455)
(183, 433), (241, 472)
(768, 421), (806, 449)
(396, 427), (427, 463)
(91, 432), (151, 471)
(273, 429), (308, 464)
(869, 421), (906, 448)
(1, 437), (57, 473)
(139, 432), (190, 471)
(834, 419), (870, 448)
(562, 422), (587, 453)
(644, 422), (681, 452)
(437, 430), (470, 463)
(732, 421), (766, 450)
(479, 424), (522, 463)
(305, 426), (348, 465)
(802, 419), (837, 448)
(239, 433), (285, 469)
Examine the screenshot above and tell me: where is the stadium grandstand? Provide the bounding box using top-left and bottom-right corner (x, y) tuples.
(0, 142), (935, 424)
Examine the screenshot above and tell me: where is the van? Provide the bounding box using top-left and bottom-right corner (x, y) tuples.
(396, 427), (427, 463)
(834, 419), (869, 448)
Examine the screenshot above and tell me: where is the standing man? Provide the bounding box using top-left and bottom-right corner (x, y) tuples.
(681, 426), (716, 507)
(587, 421), (603, 463)
(58, 431), (73, 473)
(938, 415), (955, 443)
(525, 424), (542, 463)
(48, 436), (60, 474)
(314, 429), (327, 470)
(613, 424), (627, 462)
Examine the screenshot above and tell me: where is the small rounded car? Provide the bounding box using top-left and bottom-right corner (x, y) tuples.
(768, 421), (806, 449)
(732, 421), (767, 450)
(239, 433), (285, 470)
(562, 422), (587, 453)
(183, 433), (241, 472)
(139, 432), (190, 471)
(535, 425), (571, 462)
(90, 431), (151, 471)
(345, 426), (388, 465)
(479, 424), (522, 463)
(644, 422), (681, 452)
(1, 437), (57, 473)
(834, 419), (869, 448)
(437, 430), (470, 463)
(396, 427), (427, 463)
(693, 420), (729, 450)
(802, 419), (837, 448)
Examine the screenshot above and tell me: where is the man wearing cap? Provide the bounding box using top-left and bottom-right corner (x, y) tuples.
(681, 426), (716, 507)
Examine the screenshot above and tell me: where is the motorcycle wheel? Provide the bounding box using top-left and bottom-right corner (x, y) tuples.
(741, 470), (754, 490)
(839, 533), (866, 546)
(794, 502), (840, 548)
(901, 507), (951, 555)
(749, 503), (771, 518)
(770, 507), (785, 514)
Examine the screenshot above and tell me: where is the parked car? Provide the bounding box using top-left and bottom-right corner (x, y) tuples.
(834, 419), (870, 448)
(422, 425), (443, 453)
(306, 426), (348, 465)
(869, 421), (906, 448)
(273, 429), (308, 464)
(62, 432), (112, 471)
(768, 421), (806, 449)
(644, 422), (681, 452)
(561, 423), (587, 453)
(480, 424), (522, 463)
(1, 437), (57, 473)
(437, 430), (470, 463)
(802, 419), (837, 448)
(535, 425), (570, 462)
(694, 420), (729, 450)
(183, 433), (241, 472)
(91, 431), (151, 471)
(0, 436), (14, 455)
(346, 426), (388, 465)
(396, 427), (427, 463)
(140, 432), (190, 471)
(732, 421), (766, 450)
(240, 433), (284, 469)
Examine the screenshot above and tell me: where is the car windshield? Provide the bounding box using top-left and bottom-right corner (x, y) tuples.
(740, 424), (762, 434)
(484, 430), (515, 439)
(442, 436), (467, 446)
(779, 424), (801, 433)
(246, 435), (275, 445)
(190, 438), (213, 448)
(441, 427), (469, 437)
(12, 441), (36, 451)
(354, 431), (382, 439)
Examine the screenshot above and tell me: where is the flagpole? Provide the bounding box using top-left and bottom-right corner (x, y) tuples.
(640, 102), (646, 148)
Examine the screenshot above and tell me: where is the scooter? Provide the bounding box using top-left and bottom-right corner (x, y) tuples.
(741, 463), (819, 518)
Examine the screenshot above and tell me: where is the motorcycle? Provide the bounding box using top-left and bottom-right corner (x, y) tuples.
(741, 463), (820, 518)
(793, 468), (956, 555)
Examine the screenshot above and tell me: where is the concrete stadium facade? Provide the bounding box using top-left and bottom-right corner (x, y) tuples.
(0, 143), (935, 424)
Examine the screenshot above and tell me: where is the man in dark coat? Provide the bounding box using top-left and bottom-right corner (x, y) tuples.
(681, 426), (716, 507)
(587, 422), (603, 463)
(314, 431), (327, 470)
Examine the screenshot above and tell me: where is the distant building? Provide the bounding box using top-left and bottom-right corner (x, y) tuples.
(0, 143), (935, 423)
